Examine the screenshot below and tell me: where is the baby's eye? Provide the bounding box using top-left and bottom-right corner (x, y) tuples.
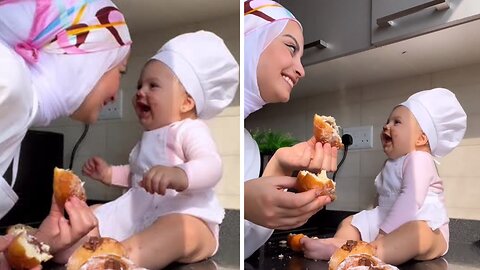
(136, 84), (142, 90)
(394, 120), (401, 125)
(150, 83), (159, 88)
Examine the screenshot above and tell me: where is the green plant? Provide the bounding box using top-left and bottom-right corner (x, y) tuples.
(251, 129), (298, 155)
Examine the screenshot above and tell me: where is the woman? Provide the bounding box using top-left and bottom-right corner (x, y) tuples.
(0, 0), (131, 263)
(244, 0), (339, 259)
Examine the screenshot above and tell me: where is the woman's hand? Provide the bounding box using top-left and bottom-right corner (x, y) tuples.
(263, 137), (338, 177)
(82, 156), (112, 185)
(244, 176), (332, 230)
(0, 235), (13, 270)
(140, 165), (188, 195)
(35, 197), (97, 254)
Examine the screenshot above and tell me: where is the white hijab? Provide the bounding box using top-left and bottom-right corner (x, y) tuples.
(243, 0), (302, 259)
(0, 0), (131, 126)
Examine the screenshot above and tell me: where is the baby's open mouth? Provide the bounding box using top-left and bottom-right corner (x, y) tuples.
(382, 132), (392, 143)
(137, 102), (151, 112)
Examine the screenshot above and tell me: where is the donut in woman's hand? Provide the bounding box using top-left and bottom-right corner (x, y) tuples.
(296, 170), (336, 201)
(67, 237), (127, 270)
(54, 167), (86, 208)
(328, 240), (376, 270)
(313, 114), (343, 149)
(5, 227), (52, 270)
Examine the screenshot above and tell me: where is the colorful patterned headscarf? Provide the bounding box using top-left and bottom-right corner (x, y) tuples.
(0, 0), (131, 125)
(244, 0), (301, 119)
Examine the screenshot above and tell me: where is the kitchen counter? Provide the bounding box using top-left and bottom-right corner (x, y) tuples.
(245, 210), (480, 270)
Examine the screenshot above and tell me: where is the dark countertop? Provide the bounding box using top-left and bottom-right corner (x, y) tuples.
(245, 210), (480, 270)
(9, 209), (240, 270)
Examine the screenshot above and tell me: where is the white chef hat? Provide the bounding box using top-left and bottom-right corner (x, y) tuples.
(151, 30), (239, 119)
(400, 88), (467, 158)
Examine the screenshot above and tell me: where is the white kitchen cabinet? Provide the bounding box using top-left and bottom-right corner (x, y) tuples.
(277, 0), (372, 66)
(372, 0), (480, 45)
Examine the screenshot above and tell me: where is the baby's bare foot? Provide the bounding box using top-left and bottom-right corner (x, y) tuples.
(301, 237), (339, 260)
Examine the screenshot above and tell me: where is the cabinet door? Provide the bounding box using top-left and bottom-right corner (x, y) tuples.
(372, 0), (480, 45)
(278, 0), (372, 66)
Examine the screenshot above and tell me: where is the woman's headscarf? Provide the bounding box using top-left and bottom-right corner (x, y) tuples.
(0, 0), (132, 126)
(243, 0), (301, 119)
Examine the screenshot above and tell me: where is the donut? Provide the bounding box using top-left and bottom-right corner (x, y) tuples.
(78, 254), (145, 270)
(5, 229), (52, 270)
(53, 167), (86, 208)
(313, 114), (343, 149)
(328, 240), (376, 270)
(296, 170), (336, 201)
(287, 233), (307, 252)
(67, 237), (127, 270)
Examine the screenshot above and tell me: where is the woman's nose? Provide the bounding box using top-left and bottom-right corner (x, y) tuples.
(294, 59), (305, 78)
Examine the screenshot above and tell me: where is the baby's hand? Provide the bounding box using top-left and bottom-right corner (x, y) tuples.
(140, 165), (188, 195)
(82, 156), (112, 185)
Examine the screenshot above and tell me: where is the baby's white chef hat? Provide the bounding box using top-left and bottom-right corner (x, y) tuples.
(400, 88), (467, 158)
(152, 30), (239, 119)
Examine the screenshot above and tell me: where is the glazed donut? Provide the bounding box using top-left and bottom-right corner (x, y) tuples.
(5, 230), (52, 270)
(54, 167), (86, 208)
(287, 233), (307, 252)
(313, 114), (344, 149)
(336, 254), (399, 270)
(67, 237), (127, 270)
(328, 240), (376, 270)
(296, 170), (336, 201)
(78, 254), (147, 270)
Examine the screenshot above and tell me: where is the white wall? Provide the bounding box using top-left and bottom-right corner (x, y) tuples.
(246, 62), (480, 220)
(35, 13), (240, 210)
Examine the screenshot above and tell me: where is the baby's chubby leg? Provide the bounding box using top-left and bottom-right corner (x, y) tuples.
(372, 220), (447, 265)
(302, 215), (361, 260)
(123, 213), (216, 269)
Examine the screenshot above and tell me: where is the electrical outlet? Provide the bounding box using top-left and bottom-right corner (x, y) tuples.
(343, 125), (373, 150)
(99, 90), (123, 120)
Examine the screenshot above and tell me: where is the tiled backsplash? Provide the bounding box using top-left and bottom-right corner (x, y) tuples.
(246, 62), (480, 220)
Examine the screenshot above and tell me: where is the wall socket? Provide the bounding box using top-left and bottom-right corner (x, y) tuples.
(343, 125), (374, 150)
(98, 90), (123, 120)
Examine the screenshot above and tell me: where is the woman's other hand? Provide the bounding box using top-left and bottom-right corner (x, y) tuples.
(244, 176), (331, 230)
(264, 137), (338, 176)
(36, 197), (97, 254)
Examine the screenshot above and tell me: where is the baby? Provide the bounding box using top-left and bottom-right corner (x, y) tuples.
(75, 31), (238, 269)
(302, 88), (467, 265)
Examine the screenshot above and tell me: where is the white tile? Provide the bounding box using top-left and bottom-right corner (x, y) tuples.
(105, 121), (142, 165)
(443, 177), (480, 210)
(362, 75), (431, 101)
(359, 150), (386, 178)
(431, 63), (480, 89)
(218, 194), (240, 210)
(207, 116), (240, 156)
(334, 151), (360, 178)
(439, 146), (480, 177)
(358, 177), (378, 209)
(215, 155), (240, 197)
(447, 207), (480, 220)
(326, 176), (360, 211)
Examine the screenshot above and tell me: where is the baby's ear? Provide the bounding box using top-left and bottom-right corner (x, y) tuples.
(416, 132), (429, 147)
(180, 95), (196, 113)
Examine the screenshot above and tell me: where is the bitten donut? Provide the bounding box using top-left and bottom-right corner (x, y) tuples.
(5, 228), (52, 270)
(67, 237), (127, 270)
(287, 233), (307, 252)
(329, 240), (376, 270)
(296, 170), (336, 201)
(313, 114), (344, 149)
(53, 167), (86, 208)
(78, 254), (147, 270)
